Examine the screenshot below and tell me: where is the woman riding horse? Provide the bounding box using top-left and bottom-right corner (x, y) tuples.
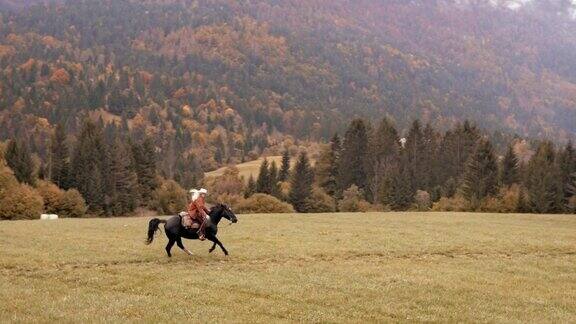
(146, 203), (238, 257)
(188, 188), (209, 240)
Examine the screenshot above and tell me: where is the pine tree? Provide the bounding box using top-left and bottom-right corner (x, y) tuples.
(568, 173), (576, 197)
(370, 118), (400, 204)
(437, 121), (481, 186)
(567, 173), (576, 212)
(40, 63), (50, 77)
(315, 134), (341, 197)
(214, 135), (226, 164)
(337, 119), (369, 197)
(500, 144), (519, 187)
(5, 140), (35, 185)
(421, 123), (439, 189)
(405, 120), (426, 191)
(174, 153), (204, 190)
(132, 138), (159, 203)
(106, 139), (139, 216)
(460, 138), (499, 208)
(391, 166), (414, 210)
(523, 141), (563, 213)
(256, 158), (271, 194)
(70, 120), (107, 213)
(49, 123), (71, 189)
(245, 175), (257, 198)
(289, 152), (314, 212)
(278, 150), (291, 182)
(269, 160), (281, 198)
(557, 141), (576, 209)
(517, 186), (530, 213)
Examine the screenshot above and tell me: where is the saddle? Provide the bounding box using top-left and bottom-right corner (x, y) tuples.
(179, 212), (200, 229)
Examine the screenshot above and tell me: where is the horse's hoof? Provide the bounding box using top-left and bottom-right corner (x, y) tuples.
(209, 249), (214, 253)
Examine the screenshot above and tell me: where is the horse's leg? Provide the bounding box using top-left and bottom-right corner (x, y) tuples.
(176, 238), (193, 256)
(208, 235), (228, 256)
(208, 242), (217, 253)
(165, 239), (175, 257)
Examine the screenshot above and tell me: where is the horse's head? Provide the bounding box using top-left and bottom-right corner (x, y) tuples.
(221, 204), (238, 224)
(210, 203), (238, 224)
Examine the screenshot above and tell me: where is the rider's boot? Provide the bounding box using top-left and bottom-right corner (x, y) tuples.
(197, 220), (206, 241)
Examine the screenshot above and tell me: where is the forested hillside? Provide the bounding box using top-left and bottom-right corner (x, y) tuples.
(0, 0), (575, 177)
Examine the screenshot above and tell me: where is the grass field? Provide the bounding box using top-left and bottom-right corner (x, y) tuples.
(205, 156), (285, 180)
(1, 212), (576, 322)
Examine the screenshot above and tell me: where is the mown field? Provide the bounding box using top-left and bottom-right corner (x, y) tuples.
(1, 212), (575, 322)
(205, 156), (284, 180)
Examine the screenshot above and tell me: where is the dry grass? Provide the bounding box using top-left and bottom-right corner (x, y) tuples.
(1, 212), (576, 322)
(205, 156), (285, 180)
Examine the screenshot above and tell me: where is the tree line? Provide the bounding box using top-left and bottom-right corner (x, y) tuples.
(243, 118), (576, 214)
(1, 116), (575, 220)
(0, 118), (206, 219)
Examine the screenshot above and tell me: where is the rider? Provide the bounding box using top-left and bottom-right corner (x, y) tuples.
(188, 188), (209, 241)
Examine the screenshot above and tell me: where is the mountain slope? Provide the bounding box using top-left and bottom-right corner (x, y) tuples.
(0, 0), (575, 171)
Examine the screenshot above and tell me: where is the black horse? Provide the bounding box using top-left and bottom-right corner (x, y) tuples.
(146, 203), (238, 257)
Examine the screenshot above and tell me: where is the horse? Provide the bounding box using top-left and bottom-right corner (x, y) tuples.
(146, 203), (238, 257)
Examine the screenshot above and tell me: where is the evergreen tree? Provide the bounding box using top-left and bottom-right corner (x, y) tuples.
(245, 175), (257, 198)
(437, 121), (481, 186)
(421, 123), (439, 189)
(256, 158), (271, 194)
(568, 173), (576, 197)
(405, 120), (426, 191)
(517, 186), (531, 213)
(369, 118), (401, 204)
(500, 144), (519, 187)
(289, 152), (314, 212)
(278, 150), (291, 182)
(70, 120), (107, 213)
(49, 123), (71, 189)
(132, 137), (159, 203)
(377, 164), (413, 210)
(390, 166), (414, 210)
(315, 134), (341, 197)
(40, 63), (50, 77)
(441, 177), (458, 198)
(106, 139), (139, 216)
(557, 141), (576, 209)
(567, 173), (576, 211)
(214, 135), (226, 164)
(174, 153), (204, 190)
(337, 119), (369, 197)
(523, 141), (563, 213)
(460, 138), (499, 208)
(269, 160), (281, 198)
(5, 139), (35, 185)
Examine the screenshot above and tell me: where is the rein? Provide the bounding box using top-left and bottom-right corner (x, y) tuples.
(208, 205), (236, 229)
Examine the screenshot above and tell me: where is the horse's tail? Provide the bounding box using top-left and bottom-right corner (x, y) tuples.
(146, 218), (167, 245)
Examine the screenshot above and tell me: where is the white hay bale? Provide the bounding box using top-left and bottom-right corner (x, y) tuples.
(40, 214), (59, 220)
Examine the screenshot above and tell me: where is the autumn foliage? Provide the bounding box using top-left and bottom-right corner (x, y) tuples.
(0, 163), (43, 220)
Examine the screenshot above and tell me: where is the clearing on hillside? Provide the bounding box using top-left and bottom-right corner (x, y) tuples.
(1, 212), (575, 322)
(205, 156), (284, 180)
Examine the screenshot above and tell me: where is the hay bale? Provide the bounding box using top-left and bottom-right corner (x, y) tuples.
(40, 214), (59, 220)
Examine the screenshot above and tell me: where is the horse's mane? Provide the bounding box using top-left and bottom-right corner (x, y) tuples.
(209, 203), (225, 214)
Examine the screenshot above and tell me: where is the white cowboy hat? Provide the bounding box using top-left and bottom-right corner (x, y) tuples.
(190, 188), (208, 202)
(190, 188), (199, 201)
